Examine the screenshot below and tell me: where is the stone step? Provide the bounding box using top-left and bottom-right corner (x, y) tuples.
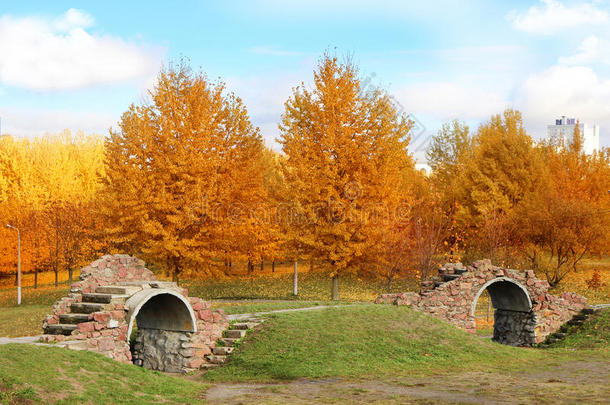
(567, 319), (584, 326)
(200, 363), (219, 370)
(453, 268), (468, 275)
(554, 332), (566, 339)
(224, 329), (247, 339)
(44, 323), (77, 335)
(581, 308), (597, 315)
(59, 313), (90, 324)
(82, 293), (115, 304)
(218, 338), (239, 347)
(231, 322), (259, 330)
(70, 302), (106, 314)
(95, 285), (142, 295)
(433, 281), (444, 288)
(442, 274), (461, 282)
(571, 314), (588, 321)
(212, 346), (234, 355)
(206, 354), (227, 364)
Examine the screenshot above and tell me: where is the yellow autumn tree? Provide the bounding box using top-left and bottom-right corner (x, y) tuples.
(101, 61), (267, 280)
(0, 132), (105, 285)
(279, 53), (414, 299)
(515, 127), (610, 286)
(455, 109), (546, 262)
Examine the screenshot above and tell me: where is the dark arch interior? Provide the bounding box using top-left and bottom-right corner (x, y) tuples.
(476, 280), (536, 347)
(131, 293), (196, 372)
(135, 293), (194, 332)
(486, 281), (531, 312)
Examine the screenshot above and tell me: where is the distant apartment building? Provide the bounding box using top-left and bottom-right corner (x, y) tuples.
(546, 116), (600, 155)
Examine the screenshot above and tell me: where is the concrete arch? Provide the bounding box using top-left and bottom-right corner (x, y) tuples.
(126, 289), (197, 343)
(470, 277), (532, 316)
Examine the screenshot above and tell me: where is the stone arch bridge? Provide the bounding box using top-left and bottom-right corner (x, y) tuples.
(42, 255), (227, 373)
(376, 259), (587, 346)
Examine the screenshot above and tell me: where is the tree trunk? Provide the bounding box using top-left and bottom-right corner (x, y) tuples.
(172, 262), (180, 284)
(331, 274), (339, 301)
(272, 260), (275, 273)
(310, 259), (314, 271)
(34, 268), (38, 289)
(68, 268), (73, 284)
(247, 260), (253, 275)
(386, 274), (393, 292)
(293, 261), (298, 296)
(260, 259), (264, 271)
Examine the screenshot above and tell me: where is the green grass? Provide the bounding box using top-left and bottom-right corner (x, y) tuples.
(0, 284), (69, 308)
(204, 304), (549, 382)
(544, 309), (610, 350)
(0, 344), (206, 404)
(211, 300), (351, 314)
(0, 304), (49, 337)
(0, 306), (608, 403)
(184, 271), (420, 302)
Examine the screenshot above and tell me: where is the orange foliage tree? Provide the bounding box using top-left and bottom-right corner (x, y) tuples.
(101, 61), (268, 281)
(515, 127), (610, 286)
(279, 53), (415, 299)
(0, 132), (105, 286)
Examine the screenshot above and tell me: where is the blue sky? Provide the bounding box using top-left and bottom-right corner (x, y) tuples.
(1, 1), (609, 161)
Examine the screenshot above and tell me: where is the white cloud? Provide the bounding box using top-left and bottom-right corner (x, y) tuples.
(508, 0), (608, 35)
(0, 9), (162, 91)
(515, 64), (610, 145)
(398, 81), (509, 121)
(0, 106), (114, 137)
(559, 35), (610, 65)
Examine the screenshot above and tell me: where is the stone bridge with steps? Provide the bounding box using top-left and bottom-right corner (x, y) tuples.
(376, 259), (588, 346)
(41, 255), (228, 373)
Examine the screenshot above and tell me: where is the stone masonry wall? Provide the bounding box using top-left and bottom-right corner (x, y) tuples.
(375, 259), (587, 345)
(493, 309), (537, 346)
(132, 329), (192, 373)
(41, 254), (228, 372)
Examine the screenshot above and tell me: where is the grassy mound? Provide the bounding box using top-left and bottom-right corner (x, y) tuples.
(204, 305), (543, 382)
(0, 344), (206, 404)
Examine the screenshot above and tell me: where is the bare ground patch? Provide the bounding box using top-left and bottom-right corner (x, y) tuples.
(202, 360), (610, 404)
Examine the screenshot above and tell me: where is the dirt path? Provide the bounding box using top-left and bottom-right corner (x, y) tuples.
(203, 360), (610, 404)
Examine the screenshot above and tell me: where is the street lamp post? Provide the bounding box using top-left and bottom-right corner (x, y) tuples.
(6, 224), (21, 305)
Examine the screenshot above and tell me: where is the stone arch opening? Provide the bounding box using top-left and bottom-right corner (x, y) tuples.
(471, 277), (536, 346)
(126, 290), (197, 372)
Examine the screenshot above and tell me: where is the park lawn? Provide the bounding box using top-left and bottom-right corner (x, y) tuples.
(204, 305), (610, 382)
(0, 304), (50, 338)
(0, 344), (206, 404)
(204, 305), (536, 382)
(0, 305), (607, 403)
(183, 270), (419, 302)
(0, 284), (69, 308)
(210, 300), (352, 315)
